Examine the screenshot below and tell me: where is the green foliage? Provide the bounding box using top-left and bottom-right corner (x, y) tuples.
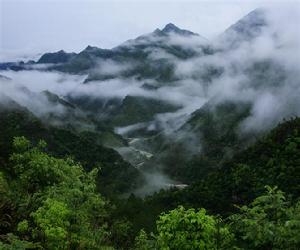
(133, 229), (154, 250)
(0, 172), (15, 235)
(1, 99), (300, 249)
(110, 219), (134, 249)
(156, 206), (235, 250)
(31, 199), (70, 249)
(1, 137), (111, 249)
(0, 233), (40, 250)
(230, 186), (300, 250)
(110, 96), (180, 127)
(163, 117), (300, 215)
(111, 118), (300, 248)
(9, 136), (78, 192)
(0, 107), (141, 196)
(17, 220), (29, 233)
(150, 100), (252, 183)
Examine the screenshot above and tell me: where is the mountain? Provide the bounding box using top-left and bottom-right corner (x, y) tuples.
(37, 50), (77, 64)
(42, 9), (294, 180)
(136, 99), (253, 183)
(0, 78), (127, 148)
(0, 9), (296, 181)
(120, 117), (300, 233)
(42, 90), (76, 109)
(188, 116), (300, 211)
(217, 8), (268, 48)
(109, 95), (181, 127)
(4, 9), (292, 173)
(0, 61), (27, 71)
(43, 23), (210, 134)
(161, 23), (198, 36)
(139, 57), (289, 183)
(119, 22), (204, 47)
(0, 97), (142, 196)
(39, 23), (210, 79)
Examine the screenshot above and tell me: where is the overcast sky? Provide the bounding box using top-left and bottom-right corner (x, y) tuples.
(0, 0), (297, 61)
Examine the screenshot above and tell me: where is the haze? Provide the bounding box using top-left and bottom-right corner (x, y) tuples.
(0, 0), (286, 61)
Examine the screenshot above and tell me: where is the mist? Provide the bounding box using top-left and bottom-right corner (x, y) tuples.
(1, 5), (299, 195)
(1, 7), (298, 130)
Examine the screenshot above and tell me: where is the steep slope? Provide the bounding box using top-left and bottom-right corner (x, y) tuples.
(43, 23), (210, 130)
(140, 99), (252, 183)
(117, 117), (300, 233)
(217, 8), (268, 49)
(182, 117), (300, 213)
(109, 95), (181, 127)
(136, 7), (291, 182)
(0, 74), (127, 148)
(0, 98), (142, 196)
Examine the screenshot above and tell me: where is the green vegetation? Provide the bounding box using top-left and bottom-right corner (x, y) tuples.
(229, 186), (300, 249)
(140, 99), (253, 184)
(0, 104), (142, 196)
(0, 137), (110, 249)
(155, 206), (234, 250)
(112, 117), (300, 246)
(2, 136), (300, 249)
(1, 97), (300, 248)
(110, 96), (180, 127)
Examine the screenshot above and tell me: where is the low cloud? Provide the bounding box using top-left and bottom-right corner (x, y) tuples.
(1, 5), (300, 194)
(1, 6), (299, 135)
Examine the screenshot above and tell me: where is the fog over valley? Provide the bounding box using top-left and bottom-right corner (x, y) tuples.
(1, 6), (299, 173)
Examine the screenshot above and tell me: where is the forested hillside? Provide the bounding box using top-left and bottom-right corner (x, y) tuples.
(0, 99), (142, 196)
(1, 117), (300, 249)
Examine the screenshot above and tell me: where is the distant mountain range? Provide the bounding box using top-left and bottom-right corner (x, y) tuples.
(0, 8), (267, 70)
(1, 7), (296, 187)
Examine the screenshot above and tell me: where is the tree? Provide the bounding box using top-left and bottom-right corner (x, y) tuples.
(1, 137), (111, 249)
(0, 233), (40, 250)
(156, 206), (235, 250)
(133, 229), (154, 250)
(31, 198), (70, 249)
(230, 186), (300, 250)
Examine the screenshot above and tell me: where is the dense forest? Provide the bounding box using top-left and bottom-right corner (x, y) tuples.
(0, 102), (300, 249)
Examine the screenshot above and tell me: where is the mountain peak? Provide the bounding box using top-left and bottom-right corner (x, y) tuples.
(37, 50), (76, 64)
(240, 7), (267, 26)
(153, 28), (162, 34)
(217, 8), (268, 49)
(162, 23), (180, 32)
(84, 45), (98, 51)
(161, 23), (197, 36)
